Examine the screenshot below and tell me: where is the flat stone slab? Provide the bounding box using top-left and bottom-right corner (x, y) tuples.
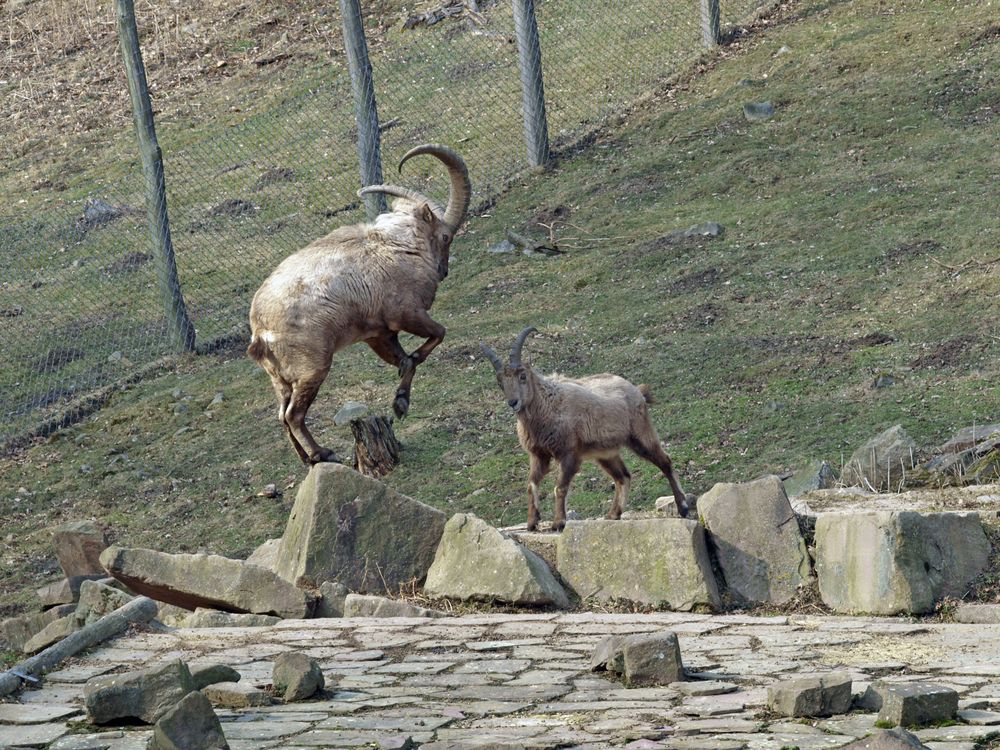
(0, 703), (82, 724)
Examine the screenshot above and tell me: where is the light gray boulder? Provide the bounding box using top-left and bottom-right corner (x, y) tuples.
(954, 604), (1000, 624)
(865, 681), (958, 727)
(815, 511), (991, 614)
(767, 672), (853, 717)
(343, 594), (447, 618)
(36, 575), (105, 608)
(50, 520), (108, 578)
(100, 546), (311, 619)
(841, 425), (917, 491)
(424, 514), (570, 608)
(839, 729), (930, 750)
(74, 579), (134, 626)
(84, 659), (195, 725)
(315, 581), (349, 618)
(555, 518), (721, 611)
(272, 652), (324, 702)
(202, 681), (271, 708)
(190, 663), (241, 690)
(22, 614), (78, 654)
(1, 604), (75, 652)
(783, 461), (838, 497)
(245, 538), (281, 571)
(697, 475), (812, 605)
(272, 463), (446, 593)
(589, 631), (684, 686)
(149, 690), (229, 750)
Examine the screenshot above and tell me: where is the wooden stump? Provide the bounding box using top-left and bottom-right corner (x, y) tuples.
(351, 415), (401, 478)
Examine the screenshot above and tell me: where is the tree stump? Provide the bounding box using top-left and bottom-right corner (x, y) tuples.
(351, 415), (401, 478)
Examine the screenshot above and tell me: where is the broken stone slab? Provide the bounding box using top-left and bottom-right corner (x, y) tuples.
(954, 604), (1000, 624)
(315, 581), (348, 618)
(343, 594), (447, 618)
(815, 511), (991, 614)
(839, 728), (930, 749)
(424, 514), (570, 608)
(956, 709), (1000, 725)
(590, 631), (684, 686)
(100, 546), (311, 619)
(590, 635), (626, 673)
(1, 604), (75, 652)
(149, 690), (229, 750)
(190, 664), (241, 691)
(869, 681), (958, 728)
(84, 659), (195, 725)
(23, 614), (79, 654)
(182, 608), (281, 628)
(202, 681), (271, 708)
(698, 475), (812, 605)
(767, 672), (853, 717)
(51, 520), (108, 578)
(556, 518), (721, 611)
(0, 703), (82, 724)
(783, 461), (838, 498)
(272, 463), (446, 593)
(245, 538), (281, 571)
(841, 425), (917, 492)
(74, 580), (134, 627)
(936, 424), (1000, 454)
(37, 575), (106, 608)
(273, 652), (324, 702)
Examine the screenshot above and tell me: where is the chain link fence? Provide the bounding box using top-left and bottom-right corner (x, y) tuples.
(1, 0), (771, 450)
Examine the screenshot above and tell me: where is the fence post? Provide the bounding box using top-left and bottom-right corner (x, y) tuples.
(511, 0), (550, 167)
(114, 0), (196, 352)
(700, 0), (721, 47)
(340, 0), (387, 220)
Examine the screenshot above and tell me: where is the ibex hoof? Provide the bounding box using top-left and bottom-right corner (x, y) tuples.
(393, 395), (410, 419)
(552, 519), (566, 533)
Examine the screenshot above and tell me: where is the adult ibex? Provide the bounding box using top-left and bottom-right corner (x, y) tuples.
(248, 144), (471, 465)
(482, 327), (689, 531)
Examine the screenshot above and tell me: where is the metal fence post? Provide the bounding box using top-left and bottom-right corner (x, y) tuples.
(700, 0), (721, 47)
(114, 0), (196, 352)
(511, 0), (550, 167)
(340, 0), (387, 220)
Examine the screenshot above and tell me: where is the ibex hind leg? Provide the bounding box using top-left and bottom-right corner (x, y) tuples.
(267, 372), (311, 464)
(597, 455), (631, 520)
(286, 373), (339, 465)
(629, 435), (688, 518)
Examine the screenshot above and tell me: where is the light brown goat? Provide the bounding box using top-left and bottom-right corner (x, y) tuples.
(481, 327), (689, 531)
(248, 144), (471, 465)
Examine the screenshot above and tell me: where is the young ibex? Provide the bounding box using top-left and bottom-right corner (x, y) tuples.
(481, 327), (689, 531)
(248, 144), (471, 465)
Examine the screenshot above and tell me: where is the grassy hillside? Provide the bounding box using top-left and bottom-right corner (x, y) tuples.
(1, 0), (998, 617)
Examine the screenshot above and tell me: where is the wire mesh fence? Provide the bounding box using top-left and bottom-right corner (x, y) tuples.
(1, 0), (771, 450)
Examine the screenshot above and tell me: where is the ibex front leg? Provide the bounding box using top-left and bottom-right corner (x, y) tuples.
(393, 310), (445, 418)
(526, 452), (551, 532)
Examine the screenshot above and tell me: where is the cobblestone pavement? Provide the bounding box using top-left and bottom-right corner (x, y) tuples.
(3, 611), (1000, 749)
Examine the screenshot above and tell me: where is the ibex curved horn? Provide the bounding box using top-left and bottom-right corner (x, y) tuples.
(399, 144), (471, 232)
(510, 327), (537, 367)
(480, 343), (504, 374)
(357, 185), (445, 217)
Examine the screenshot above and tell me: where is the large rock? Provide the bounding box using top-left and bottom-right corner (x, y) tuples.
(315, 581), (349, 618)
(555, 519), (721, 611)
(936, 423), (1000, 454)
(182, 609), (281, 628)
(589, 631), (684, 686)
(99, 546), (311, 619)
(22, 614), (78, 654)
(190, 664), (241, 690)
(273, 463), (447, 593)
(783, 461), (838, 498)
(84, 659), (195, 725)
(841, 425), (917, 491)
(343, 594), (447, 618)
(766, 672), (853, 717)
(870, 682), (958, 727)
(1, 604), (75, 652)
(424, 514), (570, 608)
(246, 538), (281, 571)
(697, 475), (812, 605)
(202, 681), (271, 708)
(149, 690), (229, 750)
(273, 652), (324, 702)
(74, 579), (134, 626)
(36, 574), (105, 608)
(815, 511), (991, 614)
(839, 729), (930, 750)
(50, 520), (108, 578)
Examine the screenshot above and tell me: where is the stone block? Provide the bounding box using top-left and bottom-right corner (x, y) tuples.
(22, 614), (78, 654)
(815, 511), (991, 614)
(149, 690), (229, 750)
(555, 518), (721, 611)
(84, 659), (196, 725)
(783, 461), (838, 497)
(315, 581), (348, 618)
(841, 425), (917, 491)
(50, 520), (108, 578)
(1, 604), (75, 652)
(273, 652), (324, 701)
(838, 728), (930, 750)
(100, 546), (311, 619)
(698, 475), (812, 605)
(202, 681), (271, 708)
(36, 575), (105, 608)
(74, 579), (134, 626)
(621, 631), (684, 686)
(272, 463), (446, 593)
(874, 682), (958, 728)
(343, 594), (447, 618)
(590, 635), (626, 673)
(425, 514), (570, 608)
(182, 609), (281, 628)
(767, 672), (853, 717)
(954, 604), (1000, 624)
(190, 664), (241, 691)
(245, 538), (281, 571)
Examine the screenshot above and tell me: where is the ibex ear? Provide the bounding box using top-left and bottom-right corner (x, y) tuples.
(420, 203), (437, 226)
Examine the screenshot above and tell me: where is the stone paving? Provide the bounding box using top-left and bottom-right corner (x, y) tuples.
(3, 611), (1000, 749)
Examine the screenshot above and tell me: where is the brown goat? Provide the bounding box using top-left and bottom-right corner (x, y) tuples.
(248, 144), (471, 465)
(481, 327), (689, 531)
